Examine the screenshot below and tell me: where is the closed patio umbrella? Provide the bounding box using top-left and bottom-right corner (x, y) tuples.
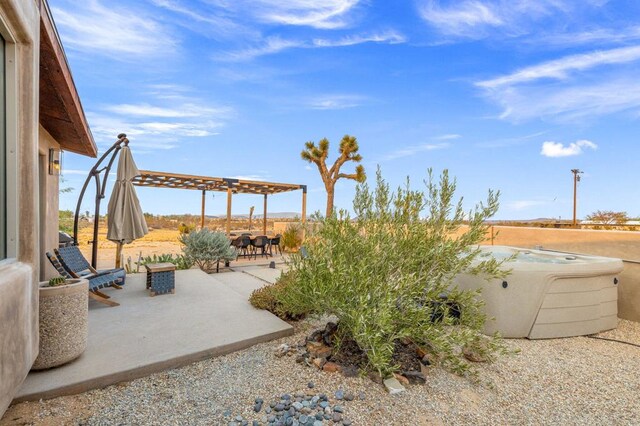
(107, 144), (148, 267)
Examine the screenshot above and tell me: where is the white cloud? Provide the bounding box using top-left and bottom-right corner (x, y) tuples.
(149, 0), (253, 40)
(52, 1), (176, 57)
(540, 140), (597, 157)
(313, 31), (406, 47)
(486, 78), (640, 121)
(417, 0), (503, 37)
(382, 143), (450, 161)
(476, 46), (640, 121)
(306, 94), (366, 110)
(416, 0), (568, 39)
(218, 31), (405, 61)
(533, 26), (640, 47)
(104, 103), (233, 118)
(506, 200), (549, 210)
(217, 37), (304, 61)
(434, 133), (461, 140)
(251, 0), (361, 29)
(477, 45), (640, 89)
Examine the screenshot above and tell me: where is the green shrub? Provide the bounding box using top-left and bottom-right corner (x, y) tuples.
(277, 168), (510, 378)
(137, 253), (194, 270)
(249, 271), (307, 320)
(48, 276), (67, 287)
(282, 223), (303, 252)
(179, 228), (236, 273)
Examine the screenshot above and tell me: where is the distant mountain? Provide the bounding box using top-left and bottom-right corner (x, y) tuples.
(486, 218), (564, 224)
(255, 212), (300, 219)
(202, 212), (300, 219)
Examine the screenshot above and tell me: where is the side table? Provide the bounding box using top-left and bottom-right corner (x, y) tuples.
(145, 263), (176, 296)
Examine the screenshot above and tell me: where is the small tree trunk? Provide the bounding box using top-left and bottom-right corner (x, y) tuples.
(326, 186), (335, 218)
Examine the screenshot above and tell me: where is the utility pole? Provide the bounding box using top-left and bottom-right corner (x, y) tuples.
(571, 169), (583, 228)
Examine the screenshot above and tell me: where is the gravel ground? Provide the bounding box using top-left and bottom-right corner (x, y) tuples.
(3, 319), (640, 426)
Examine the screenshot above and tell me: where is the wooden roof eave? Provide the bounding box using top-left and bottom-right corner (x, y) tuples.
(39, 1), (97, 158)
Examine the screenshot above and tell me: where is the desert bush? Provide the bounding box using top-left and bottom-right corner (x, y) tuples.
(137, 253), (194, 270)
(282, 223), (303, 252)
(249, 271), (306, 320)
(179, 228), (236, 273)
(178, 222), (196, 234)
(277, 168), (510, 378)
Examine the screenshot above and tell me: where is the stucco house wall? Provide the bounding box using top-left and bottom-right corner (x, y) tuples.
(0, 0), (42, 416)
(38, 126), (61, 280)
(1, 0), (97, 416)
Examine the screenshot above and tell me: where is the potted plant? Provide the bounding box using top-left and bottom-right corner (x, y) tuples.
(32, 276), (89, 370)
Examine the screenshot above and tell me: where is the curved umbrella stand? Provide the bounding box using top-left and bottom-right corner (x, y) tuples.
(106, 142), (148, 267)
(72, 133), (147, 268)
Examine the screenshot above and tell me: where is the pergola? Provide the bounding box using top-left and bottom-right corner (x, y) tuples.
(132, 170), (307, 236)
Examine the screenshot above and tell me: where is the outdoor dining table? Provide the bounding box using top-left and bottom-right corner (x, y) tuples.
(229, 235), (276, 258)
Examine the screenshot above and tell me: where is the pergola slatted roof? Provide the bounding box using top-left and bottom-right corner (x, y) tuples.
(133, 170), (304, 195)
(132, 170), (307, 236)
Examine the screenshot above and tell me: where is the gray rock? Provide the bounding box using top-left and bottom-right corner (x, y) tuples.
(344, 392), (355, 401)
(332, 412), (342, 423)
(275, 403), (285, 412)
(334, 390), (344, 400)
(383, 377), (406, 395)
(333, 405), (343, 413)
(307, 382), (315, 389)
(254, 402), (263, 412)
(292, 402), (303, 411)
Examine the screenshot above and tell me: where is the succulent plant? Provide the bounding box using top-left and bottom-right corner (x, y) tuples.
(48, 276), (67, 287)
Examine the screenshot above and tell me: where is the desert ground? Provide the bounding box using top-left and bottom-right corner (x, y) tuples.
(73, 217), (286, 270)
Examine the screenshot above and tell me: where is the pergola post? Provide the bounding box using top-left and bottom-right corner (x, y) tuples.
(263, 194), (268, 235)
(226, 187), (232, 237)
(201, 189), (206, 229)
(301, 185), (307, 241)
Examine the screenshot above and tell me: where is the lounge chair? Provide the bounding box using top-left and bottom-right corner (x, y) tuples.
(55, 246), (126, 284)
(46, 252), (122, 307)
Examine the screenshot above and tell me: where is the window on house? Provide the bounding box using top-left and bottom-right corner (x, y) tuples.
(0, 35), (5, 260)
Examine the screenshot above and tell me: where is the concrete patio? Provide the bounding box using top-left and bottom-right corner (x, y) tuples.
(14, 269), (292, 403)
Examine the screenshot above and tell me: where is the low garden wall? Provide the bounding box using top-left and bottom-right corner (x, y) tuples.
(477, 226), (640, 322)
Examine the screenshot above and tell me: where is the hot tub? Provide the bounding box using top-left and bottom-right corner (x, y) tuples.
(452, 246), (624, 339)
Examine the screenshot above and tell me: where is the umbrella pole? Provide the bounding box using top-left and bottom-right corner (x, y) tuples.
(115, 242), (123, 268)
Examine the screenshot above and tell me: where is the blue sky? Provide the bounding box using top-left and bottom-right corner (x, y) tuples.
(54, 0), (640, 220)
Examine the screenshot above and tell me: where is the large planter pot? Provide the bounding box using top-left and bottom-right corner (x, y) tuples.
(32, 278), (89, 370)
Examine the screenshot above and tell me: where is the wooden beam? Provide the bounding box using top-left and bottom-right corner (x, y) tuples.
(201, 190), (206, 229)
(301, 186), (307, 242)
(226, 187), (233, 237)
(263, 194), (268, 235)
(301, 186), (307, 225)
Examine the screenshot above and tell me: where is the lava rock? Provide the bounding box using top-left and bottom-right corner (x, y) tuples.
(323, 362), (341, 373)
(403, 370), (427, 384)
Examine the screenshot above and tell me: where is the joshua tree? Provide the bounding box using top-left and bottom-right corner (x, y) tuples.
(301, 135), (366, 217)
(249, 206), (255, 231)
